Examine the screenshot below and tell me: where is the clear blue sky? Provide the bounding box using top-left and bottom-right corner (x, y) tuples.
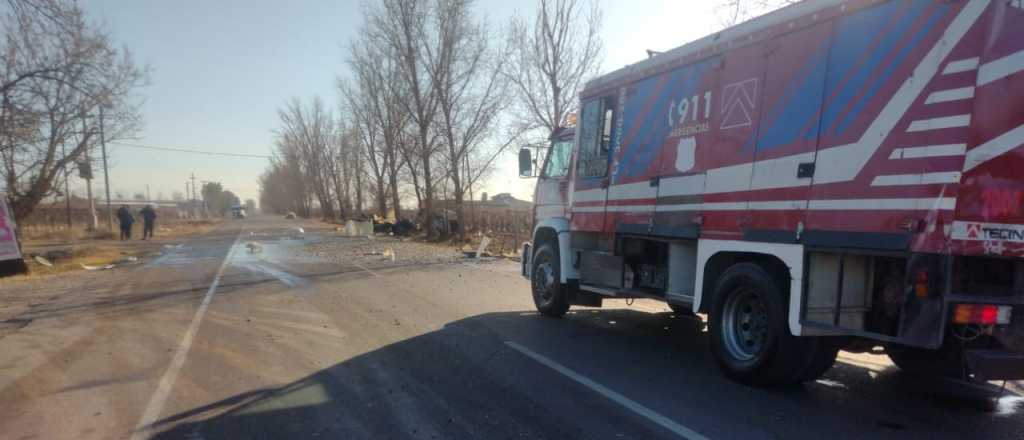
(79, 0), (733, 204)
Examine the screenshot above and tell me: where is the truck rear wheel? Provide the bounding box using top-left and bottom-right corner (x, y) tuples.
(531, 244), (569, 318)
(709, 263), (837, 386)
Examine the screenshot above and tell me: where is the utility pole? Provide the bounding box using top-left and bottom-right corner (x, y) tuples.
(100, 105), (113, 232)
(61, 142), (72, 230)
(82, 114), (97, 231)
(185, 181), (190, 219)
(190, 173), (198, 218)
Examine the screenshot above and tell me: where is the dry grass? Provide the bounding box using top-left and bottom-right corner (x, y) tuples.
(21, 219), (219, 246)
(152, 219), (218, 239)
(19, 245), (143, 277)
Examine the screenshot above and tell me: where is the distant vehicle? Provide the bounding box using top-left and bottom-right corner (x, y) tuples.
(231, 206), (246, 219)
(520, 0), (1024, 387)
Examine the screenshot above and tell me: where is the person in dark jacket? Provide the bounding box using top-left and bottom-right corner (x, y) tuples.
(117, 205), (134, 240)
(140, 204), (157, 240)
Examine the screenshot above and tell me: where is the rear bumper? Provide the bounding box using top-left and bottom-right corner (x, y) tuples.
(965, 349), (1024, 380)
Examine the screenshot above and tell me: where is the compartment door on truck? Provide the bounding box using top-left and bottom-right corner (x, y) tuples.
(805, 0), (965, 246)
(686, 41), (769, 238)
(571, 94), (618, 233)
(0, 195), (22, 263)
(744, 20), (834, 240)
(651, 56), (721, 239)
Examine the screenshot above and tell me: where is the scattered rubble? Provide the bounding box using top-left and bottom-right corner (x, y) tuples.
(302, 235), (461, 267)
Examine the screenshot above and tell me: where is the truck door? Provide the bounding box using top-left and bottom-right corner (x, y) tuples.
(571, 95), (617, 233)
(533, 130), (574, 222)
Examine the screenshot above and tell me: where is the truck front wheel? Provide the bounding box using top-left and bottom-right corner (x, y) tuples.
(531, 244), (569, 317)
(709, 262), (837, 386)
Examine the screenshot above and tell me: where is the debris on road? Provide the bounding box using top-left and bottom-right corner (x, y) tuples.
(80, 263), (115, 271)
(303, 235), (460, 267)
(246, 242), (263, 253)
(342, 220), (373, 237)
(475, 236), (491, 259)
(33, 256), (53, 267)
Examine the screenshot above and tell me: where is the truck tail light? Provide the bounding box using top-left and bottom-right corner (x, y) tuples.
(914, 270), (929, 298)
(952, 304), (1012, 325)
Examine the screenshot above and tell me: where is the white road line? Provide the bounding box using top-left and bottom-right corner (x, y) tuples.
(942, 57), (979, 75)
(906, 114), (971, 132)
(131, 229), (242, 440)
(888, 143), (966, 159)
(924, 86), (974, 104)
(352, 262), (381, 277)
(504, 341), (708, 440)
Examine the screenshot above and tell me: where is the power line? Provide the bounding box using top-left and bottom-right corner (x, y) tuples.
(110, 141), (272, 159)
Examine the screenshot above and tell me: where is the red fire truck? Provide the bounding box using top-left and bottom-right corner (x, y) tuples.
(519, 0), (1024, 386)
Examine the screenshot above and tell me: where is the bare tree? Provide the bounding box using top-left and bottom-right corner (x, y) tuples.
(429, 0), (521, 238)
(716, 0), (799, 27)
(259, 155), (310, 216)
(363, 0), (444, 231)
(1, 0), (146, 222)
(506, 0), (602, 136)
(344, 31), (410, 220)
(275, 97), (339, 220)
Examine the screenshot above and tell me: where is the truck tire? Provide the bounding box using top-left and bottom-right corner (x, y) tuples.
(709, 263), (836, 386)
(531, 243), (569, 318)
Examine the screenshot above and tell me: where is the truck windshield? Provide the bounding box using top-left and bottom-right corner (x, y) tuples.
(543, 139), (573, 178)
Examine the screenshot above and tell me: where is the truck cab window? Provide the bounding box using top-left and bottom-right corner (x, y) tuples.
(577, 97), (614, 178)
(542, 139), (573, 178)
(601, 107), (613, 153)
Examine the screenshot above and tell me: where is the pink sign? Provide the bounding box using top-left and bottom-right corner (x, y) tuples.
(0, 196), (21, 261)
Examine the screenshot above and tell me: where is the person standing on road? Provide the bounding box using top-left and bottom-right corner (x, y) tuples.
(117, 205), (134, 240)
(140, 204), (157, 240)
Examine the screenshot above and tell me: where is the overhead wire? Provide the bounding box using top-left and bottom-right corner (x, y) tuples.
(109, 141), (272, 158)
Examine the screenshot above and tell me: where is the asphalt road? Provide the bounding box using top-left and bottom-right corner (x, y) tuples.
(2, 216), (1023, 440)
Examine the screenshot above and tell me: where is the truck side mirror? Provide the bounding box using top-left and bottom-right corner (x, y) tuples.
(518, 148), (533, 177)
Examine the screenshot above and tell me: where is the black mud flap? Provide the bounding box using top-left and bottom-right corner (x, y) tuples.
(521, 242), (532, 279)
(568, 281), (603, 307)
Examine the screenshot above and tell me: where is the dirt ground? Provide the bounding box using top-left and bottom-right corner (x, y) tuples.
(20, 219), (219, 246)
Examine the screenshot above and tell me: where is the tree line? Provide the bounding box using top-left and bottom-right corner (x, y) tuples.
(259, 0), (603, 238)
(1, 0), (146, 223)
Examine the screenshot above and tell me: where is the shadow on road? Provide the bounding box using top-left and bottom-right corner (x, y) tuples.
(144, 309), (1022, 440)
